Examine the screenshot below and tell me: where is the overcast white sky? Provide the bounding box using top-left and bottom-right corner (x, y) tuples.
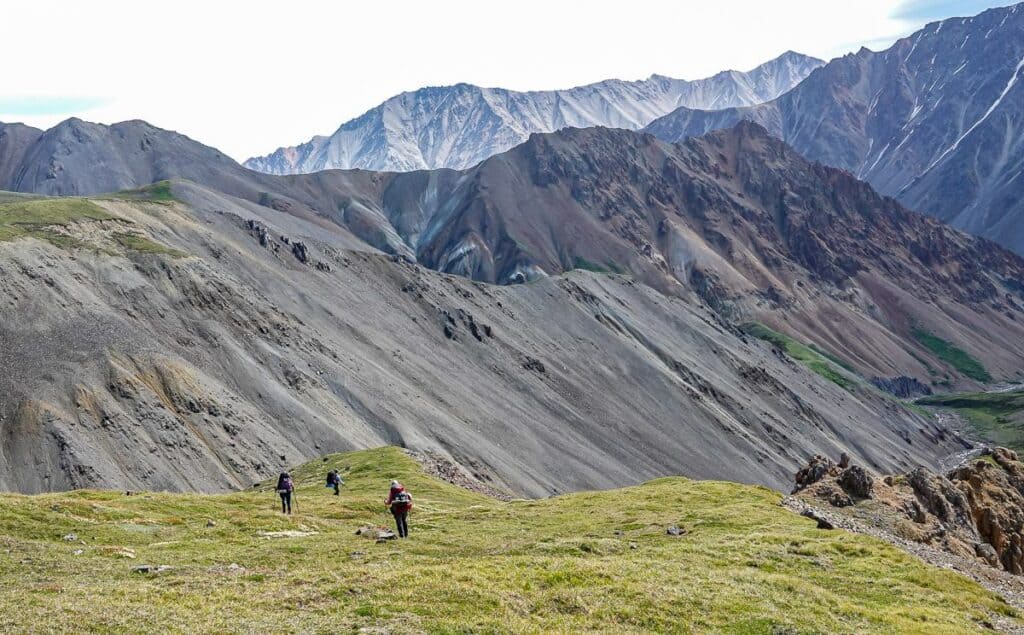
(0, 0), (1013, 160)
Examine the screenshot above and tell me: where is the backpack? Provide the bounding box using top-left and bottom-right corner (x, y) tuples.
(392, 491), (412, 505)
(277, 476), (293, 493)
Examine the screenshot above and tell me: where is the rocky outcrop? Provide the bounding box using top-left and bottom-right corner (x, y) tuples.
(793, 455), (838, 492)
(838, 466), (874, 500)
(794, 448), (1024, 575)
(870, 376), (933, 398)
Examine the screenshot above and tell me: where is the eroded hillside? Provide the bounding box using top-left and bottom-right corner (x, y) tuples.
(0, 188), (965, 495)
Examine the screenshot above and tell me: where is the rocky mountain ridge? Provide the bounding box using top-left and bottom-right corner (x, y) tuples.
(645, 3), (1024, 255)
(243, 51), (823, 173)
(2, 117), (1023, 390)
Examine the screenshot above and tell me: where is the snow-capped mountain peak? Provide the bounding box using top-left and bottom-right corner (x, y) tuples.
(244, 51), (823, 174)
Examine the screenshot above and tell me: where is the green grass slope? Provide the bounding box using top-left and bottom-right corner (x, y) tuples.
(0, 196), (184, 256)
(741, 322), (856, 390)
(912, 328), (992, 383)
(0, 447), (1014, 633)
(918, 389), (1024, 451)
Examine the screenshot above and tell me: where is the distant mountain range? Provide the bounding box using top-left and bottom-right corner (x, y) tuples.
(242, 51), (823, 173)
(645, 3), (1024, 255)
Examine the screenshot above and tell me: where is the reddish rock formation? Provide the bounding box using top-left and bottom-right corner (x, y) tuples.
(794, 448), (1024, 575)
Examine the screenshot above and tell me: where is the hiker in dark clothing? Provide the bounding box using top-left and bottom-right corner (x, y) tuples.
(385, 480), (413, 538)
(277, 472), (294, 514)
(326, 470), (343, 496)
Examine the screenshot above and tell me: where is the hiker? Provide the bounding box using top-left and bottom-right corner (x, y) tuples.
(326, 469), (344, 496)
(276, 472), (294, 514)
(385, 480), (413, 538)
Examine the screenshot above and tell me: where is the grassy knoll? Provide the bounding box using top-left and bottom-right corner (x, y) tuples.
(0, 196), (183, 257)
(741, 322), (856, 390)
(0, 447), (1014, 633)
(912, 328), (992, 383)
(918, 389), (1024, 451)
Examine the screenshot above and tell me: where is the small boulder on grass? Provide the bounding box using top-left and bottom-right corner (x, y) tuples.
(666, 525), (688, 537)
(356, 526), (397, 542)
(132, 565), (173, 574)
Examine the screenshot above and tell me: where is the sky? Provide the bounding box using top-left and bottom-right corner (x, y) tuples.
(0, 0), (1014, 161)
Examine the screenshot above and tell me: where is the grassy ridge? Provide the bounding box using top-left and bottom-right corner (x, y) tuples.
(0, 447), (1013, 633)
(918, 389), (1024, 451)
(912, 328), (992, 383)
(0, 196), (183, 257)
(741, 322), (855, 390)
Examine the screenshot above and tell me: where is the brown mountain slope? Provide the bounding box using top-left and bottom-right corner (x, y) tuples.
(644, 3), (1024, 255)
(360, 122), (1024, 390)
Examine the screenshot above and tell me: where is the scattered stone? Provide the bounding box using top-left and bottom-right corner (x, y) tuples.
(132, 564), (173, 574)
(206, 520), (217, 528)
(838, 452), (850, 469)
(356, 526), (396, 542)
(72, 549), (84, 556)
(801, 509), (835, 530)
(629, 542), (638, 550)
(826, 489), (854, 507)
(666, 525), (687, 536)
(62, 533), (78, 542)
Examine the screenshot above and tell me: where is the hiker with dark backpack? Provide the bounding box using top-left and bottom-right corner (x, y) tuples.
(326, 470), (344, 496)
(385, 480), (413, 538)
(276, 472), (295, 514)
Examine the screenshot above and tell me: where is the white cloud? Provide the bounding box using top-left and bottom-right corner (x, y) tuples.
(0, 0), (1007, 160)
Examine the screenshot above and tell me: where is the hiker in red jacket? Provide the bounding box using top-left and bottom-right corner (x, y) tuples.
(385, 480), (413, 538)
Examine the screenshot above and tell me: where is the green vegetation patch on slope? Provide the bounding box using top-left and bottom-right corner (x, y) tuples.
(918, 389), (1024, 451)
(111, 231), (186, 257)
(111, 180), (177, 202)
(742, 321), (856, 390)
(0, 198), (115, 249)
(912, 327), (992, 383)
(0, 447), (1013, 633)
(0, 197), (183, 257)
(573, 256), (624, 275)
